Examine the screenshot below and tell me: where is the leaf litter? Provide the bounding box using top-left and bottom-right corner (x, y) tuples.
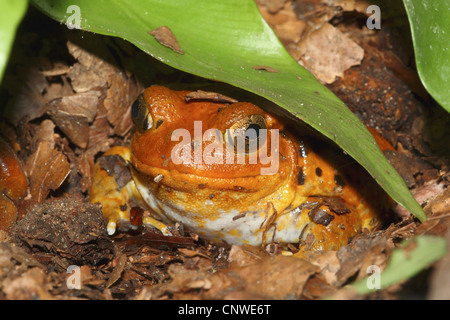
(0, 1), (448, 300)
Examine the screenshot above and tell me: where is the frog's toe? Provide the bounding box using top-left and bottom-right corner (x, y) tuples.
(143, 216), (172, 236)
(106, 220), (117, 236)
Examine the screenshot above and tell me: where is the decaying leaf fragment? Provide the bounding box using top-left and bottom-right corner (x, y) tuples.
(45, 92), (100, 149)
(24, 121), (70, 203)
(142, 254), (319, 299)
(252, 65), (279, 73)
(184, 90), (238, 104)
(148, 26), (184, 54)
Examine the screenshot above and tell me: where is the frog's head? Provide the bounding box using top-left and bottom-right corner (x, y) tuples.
(129, 85), (300, 190)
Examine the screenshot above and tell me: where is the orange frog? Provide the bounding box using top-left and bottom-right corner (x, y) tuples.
(90, 85), (389, 251)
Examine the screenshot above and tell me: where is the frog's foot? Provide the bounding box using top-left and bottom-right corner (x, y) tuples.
(95, 199), (136, 235)
(104, 206), (173, 236)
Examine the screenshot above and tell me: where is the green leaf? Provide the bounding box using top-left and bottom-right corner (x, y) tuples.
(403, 0), (450, 112)
(0, 0), (28, 83)
(350, 235), (447, 295)
(31, 0), (426, 221)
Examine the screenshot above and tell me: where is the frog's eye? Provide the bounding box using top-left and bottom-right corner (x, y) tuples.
(226, 114), (267, 155)
(131, 94), (153, 132)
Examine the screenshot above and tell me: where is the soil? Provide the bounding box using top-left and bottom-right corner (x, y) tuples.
(0, 1), (448, 300)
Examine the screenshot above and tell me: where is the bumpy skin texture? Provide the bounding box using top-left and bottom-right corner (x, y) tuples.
(90, 85), (389, 251)
(0, 137), (28, 231)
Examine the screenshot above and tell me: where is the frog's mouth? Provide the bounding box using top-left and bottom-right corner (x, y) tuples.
(131, 155), (289, 193)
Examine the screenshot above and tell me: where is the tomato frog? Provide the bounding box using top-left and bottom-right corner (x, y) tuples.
(89, 85), (390, 251)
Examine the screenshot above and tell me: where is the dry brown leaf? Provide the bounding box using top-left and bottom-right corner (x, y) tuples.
(105, 253), (127, 288)
(79, 103), (113, 192)
(2, 268), (52, 300)
(67, 41), (112, 93)
(228, 244), (267, 267)
(25, 140), (70, 203)
(45, 91), (100, 149)
(148, 26), (184, 54)
(34, 119), (56, 149)
(335, 236), (386, 286)
(303, 250), (341, 285)
(259, 1), (306, 44)
(177, 248), (211, 259)
(273, 19), (306, 44)
(257, 0), (288, 13)
(296, 23), (364, 83)
(184, 90), (238, 104)
(394, 180), (446, 219)
(206, 255), (319, 299)
(102, 72), (137, 136)
(2, 68), (47, 125)
(42, 77), (74, 103)
(415, 185), (450, 236)
(139, 255), (319, 300)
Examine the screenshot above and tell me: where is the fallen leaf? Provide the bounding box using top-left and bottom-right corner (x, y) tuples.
(2, 268), (52, 300)
(302, 250), (340, 285)
(177, 248), (211, 260)
(67, 40), (112, 92)
(102, 72), (138, 136)
(105, 253), (127, 288)
(184, 90), (238, 104)
(206, 255), (319, 299)
(25, 139), (71, 203)
(296, 23), (364, 83)
(2, 67), (47, 125)
(336, 236), (387, 286)
(227, 244), (266, 267)
(45, 91), (100, 149)
(257, 0), (288, 14)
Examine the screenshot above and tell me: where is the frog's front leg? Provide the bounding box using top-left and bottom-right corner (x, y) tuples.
(89, 146), (171, 236)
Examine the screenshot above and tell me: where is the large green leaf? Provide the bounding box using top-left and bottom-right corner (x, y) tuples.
(31, 0), (426, 221)
(403, 0), (450, 112)
(0, 0), (28, 83)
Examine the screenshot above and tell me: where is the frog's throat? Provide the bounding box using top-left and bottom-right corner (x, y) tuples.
(131, 160), (301, 245)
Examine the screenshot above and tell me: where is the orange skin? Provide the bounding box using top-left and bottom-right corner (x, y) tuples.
(0, 137), (28, 231)
(90, 85), (389, 251)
